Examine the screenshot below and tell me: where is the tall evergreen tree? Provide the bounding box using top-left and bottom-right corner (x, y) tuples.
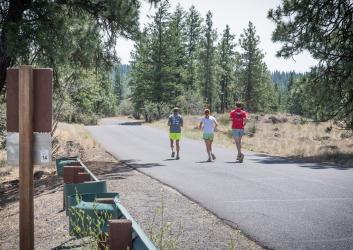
(168, 4), (187, 86)
(129, 28), (153, 113)
(198, 11), (217, 110)
(0, 0), (160, 95)
(184, 6), (203, 90)
(217, 25), (236, 113)
(269, 0), (353, 129)
(238, 22), (276, 112)
(130, 1), (183, 118)
(113, 65), (123, 104)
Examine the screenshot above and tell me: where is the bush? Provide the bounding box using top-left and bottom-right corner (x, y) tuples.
(217, 114), (230, 125)
(117, 99), (134, 116)
(176, 92), (204, 115)
(143, 102), (170, 122)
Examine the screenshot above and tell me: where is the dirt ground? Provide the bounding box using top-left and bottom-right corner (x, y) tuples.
(0, 123), (262, 250)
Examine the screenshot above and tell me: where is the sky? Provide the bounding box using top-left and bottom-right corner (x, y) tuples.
(115, 0), (317, 72)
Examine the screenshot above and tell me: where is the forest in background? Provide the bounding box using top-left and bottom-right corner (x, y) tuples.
(0, 0), (352, 149)
(123, 0), (353, 131)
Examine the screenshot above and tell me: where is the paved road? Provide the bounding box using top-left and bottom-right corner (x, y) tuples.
(87, 120), (353, 250)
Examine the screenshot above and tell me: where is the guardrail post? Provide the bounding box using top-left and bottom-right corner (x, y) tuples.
(109, 219), (133, 250)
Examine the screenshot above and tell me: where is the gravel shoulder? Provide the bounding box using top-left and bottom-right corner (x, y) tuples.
(0, 124), (262, 250)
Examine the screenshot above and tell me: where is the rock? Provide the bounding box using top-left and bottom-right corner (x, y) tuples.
(325, 126), (332, 133)
(34, 170), (45, 180)
(274, 133), (281, 137)
(320, 145), (338, 151)
(340, 130), (353, 139)
(266, 116), (288, 124)
(314, 136), (330, 141)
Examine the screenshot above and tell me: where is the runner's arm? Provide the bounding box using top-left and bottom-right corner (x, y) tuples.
(243, 113), (248, 126)
(214, 119), (218, 130)
(167, 117), (171, 126)
(198, 121), (203, 130)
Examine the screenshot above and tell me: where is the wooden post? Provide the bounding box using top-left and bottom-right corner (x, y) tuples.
(19, 65), (34, 250)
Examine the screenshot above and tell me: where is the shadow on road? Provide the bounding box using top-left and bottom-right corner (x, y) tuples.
(120, 159), (165, 169)
(251, 153), (353, 170)
(117, 121), (143, 126)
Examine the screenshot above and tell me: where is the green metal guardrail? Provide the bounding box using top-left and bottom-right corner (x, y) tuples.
(56, 156), (157, 250)
(55, 156), (80, 177)
(68, 192), (157, 250)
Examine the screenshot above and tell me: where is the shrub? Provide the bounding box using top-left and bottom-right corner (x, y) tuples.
(143, 102), (170, 122)
(217, 114), (230, 126)
(176, 92), (204, 115)
(117, 99), (134, 116)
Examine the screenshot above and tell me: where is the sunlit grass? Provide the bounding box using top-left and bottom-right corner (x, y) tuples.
(149, 113), (353, 166)
(54, 123), (97, 150)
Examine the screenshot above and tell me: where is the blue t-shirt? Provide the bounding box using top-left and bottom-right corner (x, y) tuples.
(168, 114), (183, 133)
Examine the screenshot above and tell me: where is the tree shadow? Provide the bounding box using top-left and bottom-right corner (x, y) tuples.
(120, 159), (165, 169)
(250, 153), (353, 170)
(51, 237), (85, 249)
(117, 121), (143, 126)
(85, 161), (134, 180)
(0, 172), (63, 207)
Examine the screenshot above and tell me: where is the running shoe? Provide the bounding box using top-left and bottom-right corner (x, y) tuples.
(176, 155), (180, 160)
(171, 152), (175, 158)
(211, 153), (216, 160)
(207, 157), (212, 162)
(239, 153), (244, 163)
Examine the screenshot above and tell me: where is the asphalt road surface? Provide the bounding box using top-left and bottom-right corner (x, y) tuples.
(87, 119), (353, 250)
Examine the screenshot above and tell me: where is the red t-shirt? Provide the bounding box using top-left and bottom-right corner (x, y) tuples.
(230, 108), (248, 129)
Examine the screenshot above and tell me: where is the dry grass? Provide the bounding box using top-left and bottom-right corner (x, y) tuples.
(54, 123), (97, 152)
(150, 113), (353, 166)
(0, 122), (98, 185)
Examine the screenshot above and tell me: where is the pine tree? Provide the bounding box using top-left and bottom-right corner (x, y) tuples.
(113, 65), (123, 104)
(168, 4), (187, 86)
(217, 25), (236, 113)
(129, 29), (153, 113)
(130, 1), (184, 118)
(0, 0), (159, 95)
(238, 22), (276, 112)
(198, 11), (217, 110)
(269, 0), (353, 129)
(184, 6), (203, 90)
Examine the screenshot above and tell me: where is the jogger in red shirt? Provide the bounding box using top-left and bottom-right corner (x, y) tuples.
(229, 102), (248, 162)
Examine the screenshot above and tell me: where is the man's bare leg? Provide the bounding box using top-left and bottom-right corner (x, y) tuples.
(235, 136), (244, 162)
(204, 140), (211, 160)
(176, 140), (180, 159)
(170, 139), (175, 157)
(234, 137), (241, 157)
(210, 140), (216, 160)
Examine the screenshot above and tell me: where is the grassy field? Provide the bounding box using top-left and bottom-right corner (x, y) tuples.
(150, 113), (353, 166)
